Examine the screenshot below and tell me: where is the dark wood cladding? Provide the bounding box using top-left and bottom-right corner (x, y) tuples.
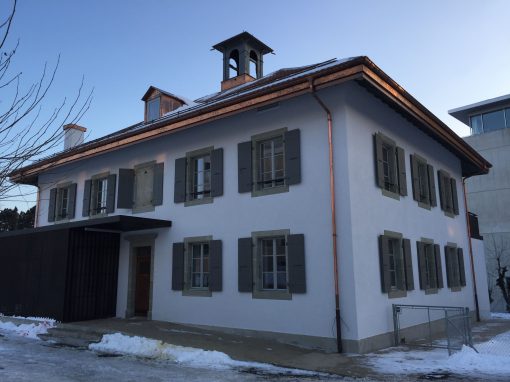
(0, 228), (120, 322)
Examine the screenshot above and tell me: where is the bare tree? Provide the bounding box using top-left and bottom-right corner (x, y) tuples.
(0, 0), (93, 201)
(485, 233), (510, 312)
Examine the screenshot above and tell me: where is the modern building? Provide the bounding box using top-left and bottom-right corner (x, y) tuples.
(450, 94), (510, 312)
(1, 32), (492, 353)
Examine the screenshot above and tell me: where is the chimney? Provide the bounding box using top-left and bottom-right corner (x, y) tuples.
(212, 32), (273, 92)
(63, 124), (86, 150)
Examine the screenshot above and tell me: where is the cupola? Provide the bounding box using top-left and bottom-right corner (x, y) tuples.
(142, 86), (188, 122)
(212, 32), (273, 91)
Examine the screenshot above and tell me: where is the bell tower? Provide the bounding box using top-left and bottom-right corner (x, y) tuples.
(212, 32), (273, 91)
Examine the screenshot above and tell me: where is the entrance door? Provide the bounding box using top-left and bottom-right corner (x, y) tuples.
(134, 246), (151, 316)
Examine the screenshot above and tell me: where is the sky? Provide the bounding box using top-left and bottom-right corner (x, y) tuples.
(2, 0), (510, 209)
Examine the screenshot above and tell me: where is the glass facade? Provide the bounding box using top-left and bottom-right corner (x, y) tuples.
(470, 107), (510, 134)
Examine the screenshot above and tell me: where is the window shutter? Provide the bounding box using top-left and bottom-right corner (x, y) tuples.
(117, 169), (134, 208)
(427, 164), (437, 207)
(451, 178), (459, 215)
(438, 171), (446, 211)
(210, 148), (224, 197)
(82, 180), (92, 217)
(374, 134), (385, 189)
(238, 237), (253, 292)
(209, 240), (222, 292)
(174, 157), (187, 203)
(417, 242), (427, 290)
(285, 129), (301, 186)
(237, 141), (252, 193)
(396, 147), (407, 196)
(48, 188), (57, 222)
(152, 162), (164, 206)
(378, 235), (391, 293)
(434, 244), (444, 289)
(410, 155), (420, 201)
(67, 183), (77, 219)
(458, 248), (466, 287)
(402, 238), (414, 291)
(106, 174), (117, 214)
(171, 242), (185, 291)
(288, 234), (306, 293)
(445, 246), (453, 288)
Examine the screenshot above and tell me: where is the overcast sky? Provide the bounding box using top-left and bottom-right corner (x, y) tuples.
(2, 0), (510, 209)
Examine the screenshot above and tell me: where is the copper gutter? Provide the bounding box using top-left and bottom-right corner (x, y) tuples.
(462, 178), (480, 321)
(310, 81), (342, 353)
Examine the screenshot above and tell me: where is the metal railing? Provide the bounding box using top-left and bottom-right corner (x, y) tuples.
(392, 304), (477, 355)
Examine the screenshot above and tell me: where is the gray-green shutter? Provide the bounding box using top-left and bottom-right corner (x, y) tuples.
(82, 180), (92, 217)
(174, 157), (187, 203)
(172, 242), (185, 291)
(67, 183), (77, 219)
(48, 188), (57, 222)
(379, 235), (391, 293)
(211, 148), (223, 197)
(117, 169), (134, 208)
(238, 141), (252, 193)
(458, 248), (466, 287)
(106, 174), (117, 213)
(427, 164), (437, 207)
(445, 246), (453, 288)
(451, 178), (459, 215)
(402, 238), (414, 291)
(152, 163), (164, 206)
(285, 129), (301, 185)
(396, 147), (407, 196)
(434, 244), (444, 289)
(410, 155), (420, 201)
(209, 240), (222, 292)
(238, 237), (253, 292)
(438, 171), (446, 211)
(288, 234), (306, 293)
(417, 241), (427, 290)
(374, 134), (385, 189)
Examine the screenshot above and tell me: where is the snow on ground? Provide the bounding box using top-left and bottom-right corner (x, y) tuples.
(491, 312), (510, 320)
(368, 330), (510, 376)
(0, 316), (55, 339)
(90, 332), (319, 376)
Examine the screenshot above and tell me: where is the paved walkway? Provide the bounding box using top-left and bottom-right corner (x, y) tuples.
(71, 316), (510, 380)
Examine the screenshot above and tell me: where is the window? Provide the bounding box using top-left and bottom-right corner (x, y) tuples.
(171, 238), (222, 296)
(48, 183), (77, 222)
(237, 231), (306, 299)
(379, 233), (413, 297)
(417, 240), (443, 292)
(83, 174), (116, 217)
(374, 133), (407, 198)
(174, 148), (223, 206)
(444, 245), (466, 290)
(410, 154), (436, 209)
(469, 107), (510, 135)
(438, 170), (459, 217)
(147, 97), (160, 121)
(470, 114), (483, 135)
(237, 129), (301, 197)
(91, 177), (108, 215)
(117, 163), (164, 211)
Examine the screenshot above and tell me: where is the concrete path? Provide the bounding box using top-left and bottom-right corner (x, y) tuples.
(70, 316), (510, 380)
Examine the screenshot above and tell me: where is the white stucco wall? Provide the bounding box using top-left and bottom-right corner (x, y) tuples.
(471, 238), (491, 320)
(35, 80), (480, 345)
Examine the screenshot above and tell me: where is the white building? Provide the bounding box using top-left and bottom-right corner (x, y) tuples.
(8, 32), (491, 353)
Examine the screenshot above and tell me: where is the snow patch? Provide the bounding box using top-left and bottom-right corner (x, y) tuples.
(491, 312), (510, 320)
(0, 319), (55, 339)
(90, 333), (318, 376)
(368, 330), (510, 376)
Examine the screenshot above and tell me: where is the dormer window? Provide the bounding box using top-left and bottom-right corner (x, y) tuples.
(147, 97), (161, 121)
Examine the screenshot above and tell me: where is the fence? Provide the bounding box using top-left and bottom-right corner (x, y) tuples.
(392, 304), (477, 355)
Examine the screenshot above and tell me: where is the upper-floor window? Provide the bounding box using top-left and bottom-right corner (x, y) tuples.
(146, 97), (160, 121)
(82, 174), (117, 217)
(374, 132), (407, 199)
(470, 107), (510, 135)
(238, 128), (301, 197)
(48, 183), (77, 222)
(117, 162), (164, 212)
(437, 170), (459, 217)
(410, 154), (437, 209)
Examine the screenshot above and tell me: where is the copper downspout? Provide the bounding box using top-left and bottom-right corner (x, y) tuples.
(462, 178), (480, 322)
(310, 82), (342, 353)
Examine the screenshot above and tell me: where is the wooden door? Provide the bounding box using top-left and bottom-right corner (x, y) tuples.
(134, 247), (151, 316)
